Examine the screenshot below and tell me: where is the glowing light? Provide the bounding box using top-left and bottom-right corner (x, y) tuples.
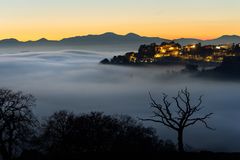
(205, 56), (213, 62)
(161, 49), (166, 53)
(154, 54), (163, 58)
(172, 51), (179, 57)
(191, 45), (196, 49)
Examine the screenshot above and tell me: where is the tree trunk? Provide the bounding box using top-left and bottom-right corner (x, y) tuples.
(177, 129), (184, 152)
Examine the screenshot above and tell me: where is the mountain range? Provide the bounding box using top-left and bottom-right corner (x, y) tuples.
(1, 32), (240, 47)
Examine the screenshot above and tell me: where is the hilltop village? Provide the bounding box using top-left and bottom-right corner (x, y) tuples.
(101, 42), (240, 65)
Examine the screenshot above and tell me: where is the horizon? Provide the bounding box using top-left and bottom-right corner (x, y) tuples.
(1, 0), (240, 41)
(1, 32), (240, 42)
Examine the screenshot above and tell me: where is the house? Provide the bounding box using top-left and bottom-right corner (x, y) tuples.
(138, 42), (181, 60)
(182, 43), (201, 54)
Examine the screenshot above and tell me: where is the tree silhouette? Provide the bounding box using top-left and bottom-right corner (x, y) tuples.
(38, 111), (175, 158)
(140, 88), (214, 152)
(0, 88), (37, 160)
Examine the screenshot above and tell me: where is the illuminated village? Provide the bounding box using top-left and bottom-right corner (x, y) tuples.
(102, 42), (240, 65)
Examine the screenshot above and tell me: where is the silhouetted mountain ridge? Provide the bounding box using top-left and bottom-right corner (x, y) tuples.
(204, 35), (240, 45)
(0, 33), (240, 47)
(0, 38), (21, 45)
(174, 38), (203, 46)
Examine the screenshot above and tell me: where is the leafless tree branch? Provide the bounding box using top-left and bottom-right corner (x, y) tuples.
(141, 88), (214, 152)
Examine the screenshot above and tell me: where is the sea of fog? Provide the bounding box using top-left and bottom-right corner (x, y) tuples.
(0, 49), (240, 152)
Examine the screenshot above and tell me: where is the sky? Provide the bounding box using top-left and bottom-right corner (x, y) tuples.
(1, 0), (240, 41)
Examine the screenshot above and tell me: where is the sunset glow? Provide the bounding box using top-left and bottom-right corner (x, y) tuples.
(1, 0), (240, 41)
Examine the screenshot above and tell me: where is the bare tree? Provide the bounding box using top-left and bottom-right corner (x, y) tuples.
(0, 88), (38, 160)
(140, 88), (214, 152)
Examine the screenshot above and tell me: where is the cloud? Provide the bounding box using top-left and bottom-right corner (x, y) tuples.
(0, 49), (239, 152)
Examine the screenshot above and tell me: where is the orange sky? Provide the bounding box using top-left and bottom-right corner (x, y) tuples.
(1, 0), (240, 41)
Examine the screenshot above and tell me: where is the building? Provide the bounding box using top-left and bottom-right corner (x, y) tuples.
(212, 44), (235, 58)
(183, 43), (201, 54)
(125, 52), (138, 63)
(215, 44), (233, 50)
(154, 41), (181, 58)
(138, 42), (181, 61)
(125, 42), (239, 64)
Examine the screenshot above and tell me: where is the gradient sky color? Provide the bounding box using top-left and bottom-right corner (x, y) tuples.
(1, 0), (240, 41)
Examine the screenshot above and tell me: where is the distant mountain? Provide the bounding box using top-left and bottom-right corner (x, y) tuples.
(59, 32), (169, 46)
(203, 35), (240, 45)
(174, 35), (240, 45)
(0, 38), (22, 46)
(174, 38), (203, 46)
(25, 38), (58, 46)
(0, 33), (240, 48)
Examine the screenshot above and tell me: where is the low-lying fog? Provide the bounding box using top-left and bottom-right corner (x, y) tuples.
(0, 49), (239, 152)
